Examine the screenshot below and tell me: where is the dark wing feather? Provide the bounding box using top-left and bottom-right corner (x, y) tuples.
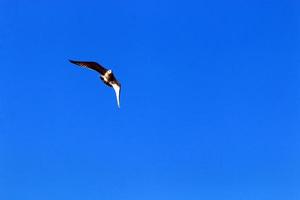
(69, 60), (107, 75)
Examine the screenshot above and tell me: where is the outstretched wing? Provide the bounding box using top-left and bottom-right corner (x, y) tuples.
(69, 60), (107, 75)
(111, 81), (121, 108)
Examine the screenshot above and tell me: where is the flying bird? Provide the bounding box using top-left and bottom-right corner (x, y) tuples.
(69, 60), (121, 108)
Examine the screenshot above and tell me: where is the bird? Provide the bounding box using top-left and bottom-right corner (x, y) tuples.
(69, 59), (121, 108)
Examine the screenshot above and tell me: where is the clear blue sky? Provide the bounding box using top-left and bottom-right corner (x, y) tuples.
(0, 0), (299, 199)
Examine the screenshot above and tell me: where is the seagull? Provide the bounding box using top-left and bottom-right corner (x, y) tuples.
(69, 60), (121, 108)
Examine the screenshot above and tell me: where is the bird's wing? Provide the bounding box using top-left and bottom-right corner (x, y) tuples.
(111, 81), (121, 108)
(69, 60), (107, 75)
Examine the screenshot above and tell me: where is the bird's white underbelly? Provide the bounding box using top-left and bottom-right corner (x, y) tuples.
(101, 75), (109, 82)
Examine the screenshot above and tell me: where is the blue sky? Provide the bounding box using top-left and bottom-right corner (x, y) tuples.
(0, 0), (299, 199)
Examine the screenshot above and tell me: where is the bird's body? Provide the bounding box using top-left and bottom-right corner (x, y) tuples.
(100, 70), (114, 86)
(69, 60), (121, 108)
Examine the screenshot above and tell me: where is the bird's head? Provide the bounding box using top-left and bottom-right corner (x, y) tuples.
(107, 70), (112, 74)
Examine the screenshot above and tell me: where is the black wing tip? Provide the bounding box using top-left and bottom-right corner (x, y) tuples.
(69, 59), (95, 64)
(69, 59), (77, 64)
